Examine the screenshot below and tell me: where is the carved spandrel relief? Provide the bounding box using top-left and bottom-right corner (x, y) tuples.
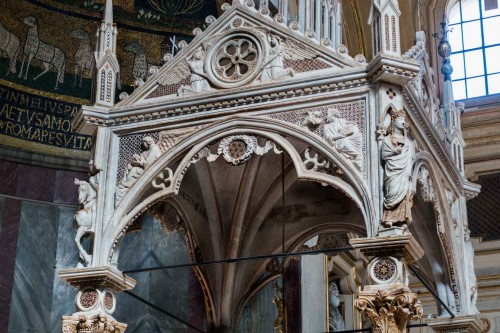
(380, 109), (416, 228)
(269, 102), (366, 173)
(74, 175), (98, 267)
(323, 108), (363, 170)
(116, 136), (162, 204)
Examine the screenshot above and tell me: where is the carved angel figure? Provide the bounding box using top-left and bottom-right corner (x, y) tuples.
(261, 34), (295, 82)
(74, 175), (98, 267)
(381, 109), (416, 227)
(116, 136), (161, 204)
(177, 48), (211, 95)
(329, 281), (345, 332)
(323, 108), (363, 170)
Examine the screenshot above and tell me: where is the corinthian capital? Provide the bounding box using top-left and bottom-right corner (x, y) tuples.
(355, 288), (423, 333)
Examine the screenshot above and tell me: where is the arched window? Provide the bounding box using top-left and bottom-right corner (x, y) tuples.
(448, 0), (500, 100)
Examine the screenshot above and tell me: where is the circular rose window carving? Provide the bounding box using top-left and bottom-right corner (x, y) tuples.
(206, 31), (267, 88)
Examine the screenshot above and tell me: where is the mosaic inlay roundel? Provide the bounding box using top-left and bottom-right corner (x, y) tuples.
(79, 289), (98, 309)
(373, 258), (397, 281)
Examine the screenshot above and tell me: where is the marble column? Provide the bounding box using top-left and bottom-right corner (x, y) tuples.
(301, 254), (327, 333)
(351, 231), (424, 333)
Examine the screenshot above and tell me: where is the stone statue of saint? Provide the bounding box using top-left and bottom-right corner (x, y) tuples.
(464, 227), (479, 314)
(323, 108), (363, 170)
(329, 281), (345, 332)
(116, 136), (161, 205)
(381, 109), (416, 227)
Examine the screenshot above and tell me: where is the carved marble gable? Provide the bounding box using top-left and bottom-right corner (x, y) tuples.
(117, 2), (365, 106)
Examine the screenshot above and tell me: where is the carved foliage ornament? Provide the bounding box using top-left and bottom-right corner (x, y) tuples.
(355, 289), (423, 333)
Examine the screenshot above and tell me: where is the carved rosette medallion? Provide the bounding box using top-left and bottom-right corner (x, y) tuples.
(218, 135), (258, 165)
(206, 31), (267, 88)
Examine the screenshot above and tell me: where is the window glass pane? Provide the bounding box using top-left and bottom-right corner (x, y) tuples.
(487, 73), (500, 94)
(482, 0), (500, 17)
(464, 49), (485, 76)
(462, 20), (483, 49)
(449, 25), (464, 51)
(462, 0), (481, 21)
(453, 80), (467, 99)
(484, 17), (500, 45)
(451, 53), (466, 78)
(466, 76), (487, 97)
(449, 3), (462, 24)
(485, 46), (500, 73)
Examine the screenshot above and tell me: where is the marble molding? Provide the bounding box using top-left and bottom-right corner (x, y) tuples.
(427, 315), (484, 333)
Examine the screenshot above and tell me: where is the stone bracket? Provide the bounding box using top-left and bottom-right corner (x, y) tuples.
(427, 315), (484, 333)
(350, 232), (424, 264)
(59, 266), (136, 292)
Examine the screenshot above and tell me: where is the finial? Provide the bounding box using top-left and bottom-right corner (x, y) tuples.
(433, 20), (453, 81)
(104, 0), (113, 24)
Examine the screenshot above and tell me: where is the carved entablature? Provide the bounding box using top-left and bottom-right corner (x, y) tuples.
(403, 32), (446, 144)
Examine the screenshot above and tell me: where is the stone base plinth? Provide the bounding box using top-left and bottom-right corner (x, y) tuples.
(350, 232), (424, 264)
(427, 315), (484, 333)
(59, 266), (136, 291)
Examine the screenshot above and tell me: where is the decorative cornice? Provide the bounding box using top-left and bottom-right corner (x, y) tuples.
(59, 266), (136, 292)
(350, 233), (424, 264)
(427, 315), (484, 333)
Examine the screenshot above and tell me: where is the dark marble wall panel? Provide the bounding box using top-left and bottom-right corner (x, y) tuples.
(236, 278), (279, 333)
(0, 196), (5, 235)
(15, 165), (56, 202)
(285, 258), (301, 333)
(49, 206), (79, 332)
(116, 213), (195, 332)
(8, 201), (59, 333)
(0, 161), (20, 197)
(188, 270), (207, 333)
(53, 171), (88, 206)
(0, 198), (22, 332)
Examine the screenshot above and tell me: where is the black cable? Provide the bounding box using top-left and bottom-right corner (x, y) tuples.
(123, 246), (354, 274)
(124, 290), (206, 333)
